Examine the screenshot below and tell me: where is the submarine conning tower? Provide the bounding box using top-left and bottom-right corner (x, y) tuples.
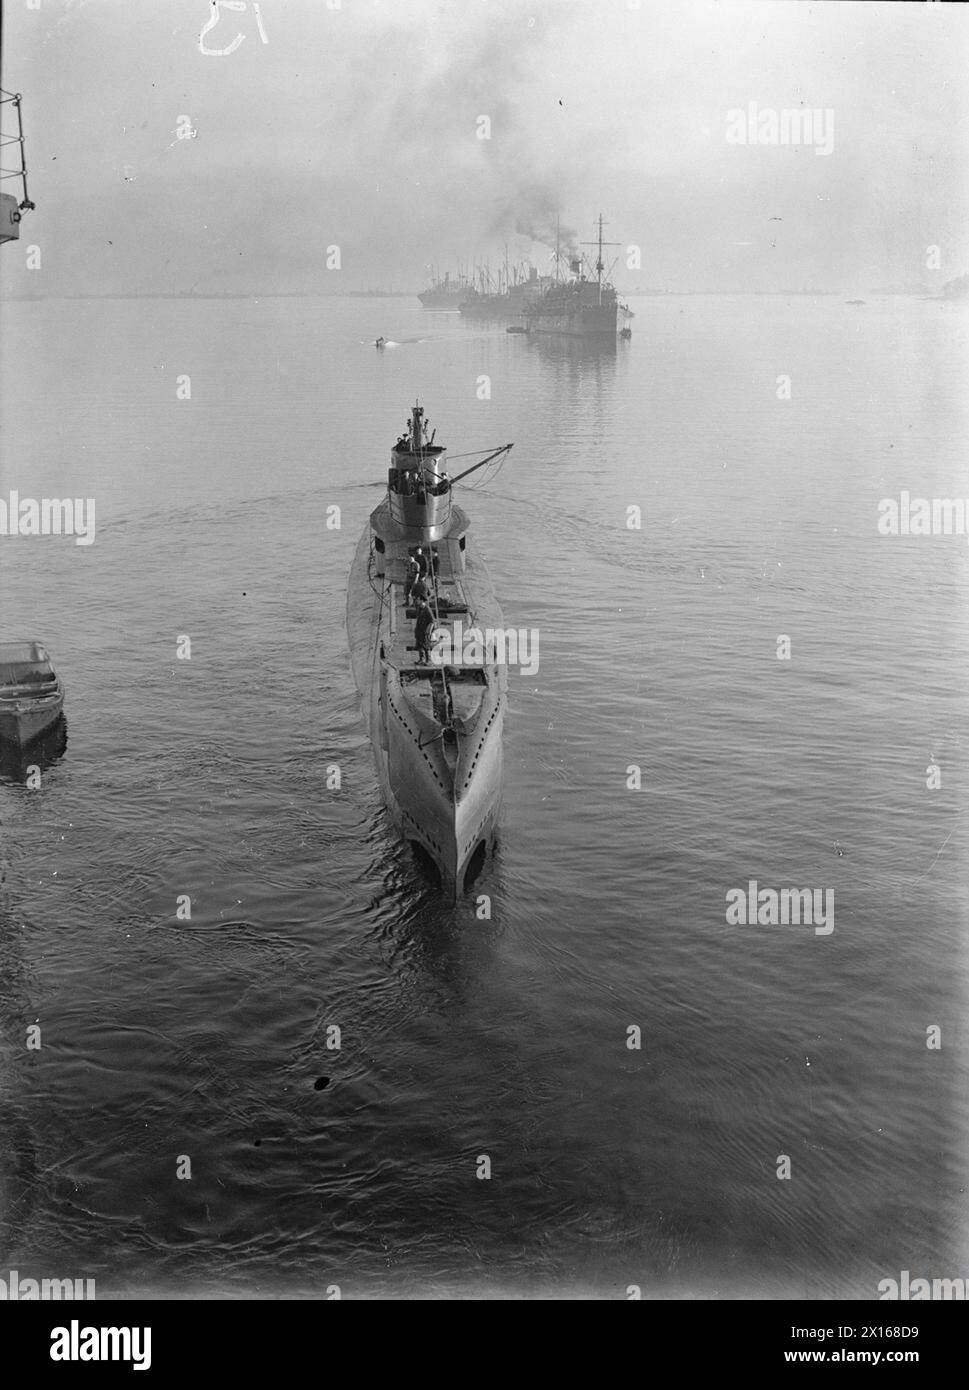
(387, 403), (453, 540)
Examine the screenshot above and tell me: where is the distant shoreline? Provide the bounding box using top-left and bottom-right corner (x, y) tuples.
(1, 289), (953, 303)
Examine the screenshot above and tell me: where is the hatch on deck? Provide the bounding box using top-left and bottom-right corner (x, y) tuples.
(399, 667), (486, 685)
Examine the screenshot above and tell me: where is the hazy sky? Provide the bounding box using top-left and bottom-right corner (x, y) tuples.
(2, 0), (967, 294)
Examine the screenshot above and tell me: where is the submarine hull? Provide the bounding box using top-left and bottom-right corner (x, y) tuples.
(346, 515), (506, 899)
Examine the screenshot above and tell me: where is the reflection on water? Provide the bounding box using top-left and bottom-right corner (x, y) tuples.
(0, 716), (68, 785)
(0, 864), (39, 1260)
(0, 295), (964, 1296)
(525, 331), (620, 362)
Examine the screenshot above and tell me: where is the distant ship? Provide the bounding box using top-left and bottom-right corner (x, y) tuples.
(459, 264), (552, 321)
(346, 403), (514, 897)
(522, 214), (623, 338)
(348, 289), (414, 298)
(417, 271), (472, 309)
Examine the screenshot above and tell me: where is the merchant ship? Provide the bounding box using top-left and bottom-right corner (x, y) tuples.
(346, 403), (513, 897)
(459, 262), (551, 321)
(417, 270), (471, 309)
(522, 214), (623, 338)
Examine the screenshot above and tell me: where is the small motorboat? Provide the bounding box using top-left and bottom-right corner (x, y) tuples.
(506, 325), (528, 334)
(619, 326), (632, 339)
(0, 640), (65, 746)
(375, 336), (386, 349)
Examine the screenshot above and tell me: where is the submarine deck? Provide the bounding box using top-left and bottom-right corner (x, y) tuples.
(379, 538), (473, 671)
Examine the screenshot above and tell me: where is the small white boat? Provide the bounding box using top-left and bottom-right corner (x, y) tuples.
(0, 640), (65, 746)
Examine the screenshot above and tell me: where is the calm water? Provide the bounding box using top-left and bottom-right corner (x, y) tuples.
(1, 294), (967, 1298)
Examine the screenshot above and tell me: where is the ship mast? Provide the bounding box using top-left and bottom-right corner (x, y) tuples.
(596, 213), (604, 298)
(410, 402), (424, 455)
(582, 213), (620, 305)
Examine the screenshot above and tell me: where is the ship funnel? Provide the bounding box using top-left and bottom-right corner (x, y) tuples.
(569, 257), (581, 275)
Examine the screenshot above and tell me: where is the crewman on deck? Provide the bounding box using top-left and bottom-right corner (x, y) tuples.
(414, 598), (434, 665)
(410, 574), (429, 605)
(404, 552), (421, 602)
(414, 547), (428, 577)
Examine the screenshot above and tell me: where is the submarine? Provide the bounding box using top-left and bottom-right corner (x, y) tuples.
(346, 403), (513, 897)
